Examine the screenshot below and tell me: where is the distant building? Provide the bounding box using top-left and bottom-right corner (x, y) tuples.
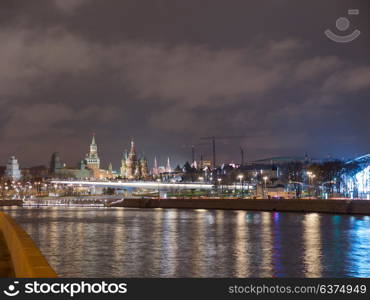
(202, 160), (212, 167)
(49, 152), (92, 180)
(50, 134), (124, 180)
(126, 140), (137, 179)
(165, 157), (172, 173)
(152, 157), (174, 175)
(120, 140), (149, 180)
(22, 165), (49, 180)
(152, 156), (159, 176)
(250, 155), (315, 166)
(139, 157), (149, 178)
(85, 134), (101, 178)
(56, 161), (92, 180)
(342, 154), (370, 199)
(5, 156), (22, 181)
(158, 166), (166, 174)
(50, 152), (63, 174)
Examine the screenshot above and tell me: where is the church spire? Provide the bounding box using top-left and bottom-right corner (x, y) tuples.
(153, 156), (158, 175)
(129, 139), (135, 155)
(89, 133), (98, 156)
(91, 132), (96, 145)
(166, 157), (172, 173)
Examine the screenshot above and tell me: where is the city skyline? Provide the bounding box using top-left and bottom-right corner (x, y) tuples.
(0, 0), (369, 167)
(1, 0), (370, 286)
(2, 131), (367, 171)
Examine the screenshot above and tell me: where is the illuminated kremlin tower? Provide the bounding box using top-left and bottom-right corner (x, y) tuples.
(120, 150), (128, 178)
(152, 156), (159, 176)
(85, 133), (101, 178)
(166, 157), (172, 173)
(126, 140), (137, 179)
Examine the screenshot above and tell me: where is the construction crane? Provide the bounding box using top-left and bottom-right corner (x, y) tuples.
(240, 146), (245, 167)
(200, 136), (247, 169)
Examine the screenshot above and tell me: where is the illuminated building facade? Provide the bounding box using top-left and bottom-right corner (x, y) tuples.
(125, 140), (137, 179)
(120, 140), (150, 180)
(139, 157), (149, 178)
(49, 152), (92, 179)
(342, 154), (370, 199)
(5, 156), (22, 181)
(85, 134), (101, 178)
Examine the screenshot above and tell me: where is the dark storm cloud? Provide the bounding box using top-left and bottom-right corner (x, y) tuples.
(0, 0), (369, 168)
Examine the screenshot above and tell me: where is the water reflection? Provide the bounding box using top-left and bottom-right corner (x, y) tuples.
(233, 211), (249, 277)
(1, 207), (370, 278)
(260, 212), (272, 277)
(149, 208), (163, 276)
(347, 218), (370, 277)
(161, 209), (178, 276)
(112, 209), (125, 275)
(272, 212), (284, 277)
(191, 209), (206, 276)
(303, 213), (322, 277)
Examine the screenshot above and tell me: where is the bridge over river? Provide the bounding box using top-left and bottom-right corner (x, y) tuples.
(51, 180), (252, 192)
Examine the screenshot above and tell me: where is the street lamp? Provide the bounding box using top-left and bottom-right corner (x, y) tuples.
(4, 186), (9, 199)
(263, 176), (268, 198)
(306, 172), (315, 197)
(311, 174), (316, 197)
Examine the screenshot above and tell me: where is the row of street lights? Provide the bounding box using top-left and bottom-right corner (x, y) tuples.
(197, 174), (270, 198)
(0, 181), (60, 199)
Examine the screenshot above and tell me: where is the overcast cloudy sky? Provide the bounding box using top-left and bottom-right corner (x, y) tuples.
(0, 0), (369, 168)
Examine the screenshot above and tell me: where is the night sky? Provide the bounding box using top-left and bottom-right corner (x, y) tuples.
(0, 0), (369, 169)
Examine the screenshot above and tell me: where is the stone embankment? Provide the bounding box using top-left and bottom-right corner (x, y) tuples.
(109, 197), (370, 215)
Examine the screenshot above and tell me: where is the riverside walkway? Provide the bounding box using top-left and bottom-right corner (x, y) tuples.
(0, 212), (57, 278)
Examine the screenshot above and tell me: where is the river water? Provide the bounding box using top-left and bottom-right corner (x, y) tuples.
(2, 206), (370, 277)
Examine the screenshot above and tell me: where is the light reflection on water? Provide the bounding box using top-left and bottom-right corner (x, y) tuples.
(303, 213), (322, 277)
(2, 206), (370, 278)
(260, 212), (272, 277)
